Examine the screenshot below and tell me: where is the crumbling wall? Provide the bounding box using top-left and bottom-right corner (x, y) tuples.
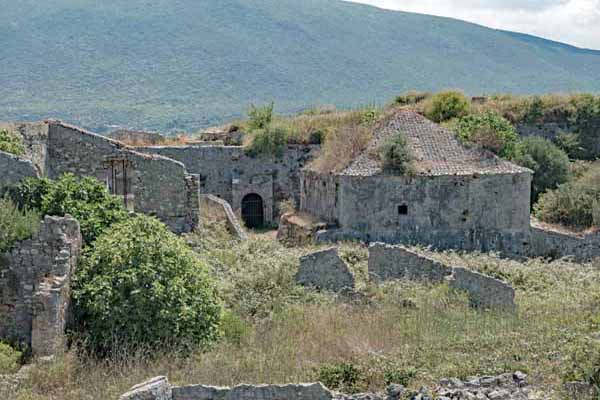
(529, 226), (600, 262)
(296, 248), (355, 292)
(46, 122), (200, 233)
(368, 243), (516, 310)
(137, 145), (319, 220)
(0, 150), (38, 188)
(200, 194), (247, 241)
(0, 215), (82, 356)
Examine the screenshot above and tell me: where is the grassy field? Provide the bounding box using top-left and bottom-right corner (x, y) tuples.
(4, 218), (599, 400)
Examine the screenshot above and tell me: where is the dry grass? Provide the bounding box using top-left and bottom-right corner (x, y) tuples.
(7, 223), (600, 400)
(309, 124), (373, 173)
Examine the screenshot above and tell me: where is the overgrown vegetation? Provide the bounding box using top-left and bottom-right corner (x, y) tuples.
(534, 162), (600, 229)
(0, 342), (22, 375)
(244, 104), (289, 157)
(379, 133), (414, 175)
(0, 197), (40, 253)
(8, 174), (128, 244)
(72, 215), (222, 353)
(455, 111), (518, 158)
(425, 91), (470, 123)
(0, 129), (25, 156)
(511, 137), (571, 204)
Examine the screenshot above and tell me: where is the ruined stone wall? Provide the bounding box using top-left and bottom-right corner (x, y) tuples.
(0, 215), (82, 356)
(334, 172), (532, 243)
(299, 170), (338, 223)
(529, 226), (600, 262)
(137, 145), (319, 220)
(0, 150), (38, 188)
(0, 121), (49, 175)
(46, 122), (199, 233)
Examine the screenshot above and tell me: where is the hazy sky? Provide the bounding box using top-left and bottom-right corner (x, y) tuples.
(345, 0), (600, 50)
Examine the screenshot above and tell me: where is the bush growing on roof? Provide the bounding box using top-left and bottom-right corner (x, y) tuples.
(425, 91), (470, 123)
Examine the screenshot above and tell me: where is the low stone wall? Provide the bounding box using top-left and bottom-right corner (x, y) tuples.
(121, 372), (531, 400)
(368, 244), (516, 310)
(0, 150), (38, 188)
(0, 215), (82, 356)
(529, 226), (600, 262)
(200, 194), (247, 241)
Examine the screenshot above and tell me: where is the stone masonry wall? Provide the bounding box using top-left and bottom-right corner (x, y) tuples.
(46, 122), (199, 233)
(137, 145), (319, 221)
(0, 150), (38, 188)
(0, 215), (82, 356)
(300, 169), (338, 223)
(0, 121), (49, 175)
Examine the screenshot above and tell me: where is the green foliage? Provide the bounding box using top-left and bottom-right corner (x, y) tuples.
(383, 365), (418, 386)
(562, 338), (600, 394)
(245, 127), (289, 157)
(511, 137), (571, 203)
(0, 197), (40, 253)
(247, 103), (274, 131)
(5, 177), (52, 211)
(359, 107), (381, 125)
(456, 111), (518, 158)
(72, 215), (222, 352)
(554, 132), (582, 159)
(534, 163), (600, 229)
(425, 91), (470, 123)
(379, 133), (414, 175)
(0, 129), (25, 156)
(394, 91), (431, 106)
(11, 174), (128, 244)
(571, 94), (600, 160)
(0, 342), (22, 374)
(316, 362), (363, 393)
(523, 96), (545, 125)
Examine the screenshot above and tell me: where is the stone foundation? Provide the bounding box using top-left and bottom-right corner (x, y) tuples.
(0, 215), (82, 356)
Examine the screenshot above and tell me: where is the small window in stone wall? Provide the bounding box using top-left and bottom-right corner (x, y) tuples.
(398, 204), (408, 215)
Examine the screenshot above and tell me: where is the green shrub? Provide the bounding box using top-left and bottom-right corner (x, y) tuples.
(456, 111), (518, 158)
(534, 163), (600, 229)
(247, 103), (274, 131)
(379, 133), (414, 175)
(383, 365), (418, 386)
(511, 137), (571, 203)
(523, 96), (545, 125)
(394, 91), (431, 105)
(316, 362), (363, 393)
(11, 174), (128, 244)
(0, 197), (40, 253)
(425, 91), (470, 123)
(571, 94), (600, 160)
(359, 107), (381, 125)
(554, 132), (582, 159)
(0, 342), (22, 374)
(5, 176), (52, 211)
(72, 215), (222, 353)
(245, 127), (289, 157)
(0, 129), (25, 156)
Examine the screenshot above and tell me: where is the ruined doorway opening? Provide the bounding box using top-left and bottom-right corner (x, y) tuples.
(241, 193), (264, 228)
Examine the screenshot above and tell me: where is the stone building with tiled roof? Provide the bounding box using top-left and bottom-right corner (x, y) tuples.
(300, 111), (534, 251)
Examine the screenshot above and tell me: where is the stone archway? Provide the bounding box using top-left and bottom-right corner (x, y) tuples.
(241, 193), (264, 228)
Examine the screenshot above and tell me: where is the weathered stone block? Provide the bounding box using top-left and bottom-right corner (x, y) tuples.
(449, 267), (516, 311)
(297, 248), (354, 292)
(120, 376), (172, 400)
(368, 243), (452, 283)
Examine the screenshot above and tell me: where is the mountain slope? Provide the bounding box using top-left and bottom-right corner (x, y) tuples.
(1, 0), (600, 132)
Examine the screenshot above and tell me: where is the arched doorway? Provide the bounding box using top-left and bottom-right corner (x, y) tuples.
(241, 193), (264, 228)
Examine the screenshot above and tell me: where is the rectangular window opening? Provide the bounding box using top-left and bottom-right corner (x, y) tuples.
(398, 204), (408, 215)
